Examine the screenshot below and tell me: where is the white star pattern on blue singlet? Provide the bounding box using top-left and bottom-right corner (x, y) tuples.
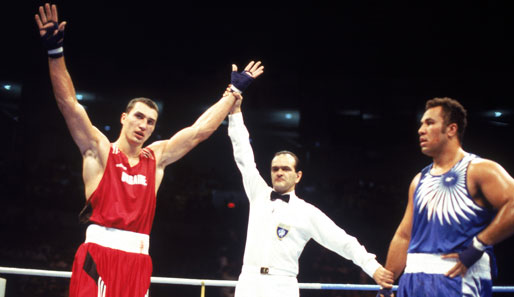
(416, 154), (482, 225)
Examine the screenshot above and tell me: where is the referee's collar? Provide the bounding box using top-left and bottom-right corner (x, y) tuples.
(283, 190), (298, 202)
(269, 190), (299, 203)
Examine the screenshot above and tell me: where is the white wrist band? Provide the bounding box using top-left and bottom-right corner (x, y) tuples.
(473, 236), (489, 251)
(48, 47), (63, 55)
(230, 85), (242, 93)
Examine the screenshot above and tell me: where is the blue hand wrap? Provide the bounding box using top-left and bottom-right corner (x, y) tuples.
(230, 71), (254, 93)
(376, 288), (393, 297)
(41, 21), (64, 58)
(459, 236), (489, 268)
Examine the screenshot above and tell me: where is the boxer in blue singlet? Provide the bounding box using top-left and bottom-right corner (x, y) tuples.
(378, 98), (514, 297)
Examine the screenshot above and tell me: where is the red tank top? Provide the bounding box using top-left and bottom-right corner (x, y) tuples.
(88, 144), (157, 235)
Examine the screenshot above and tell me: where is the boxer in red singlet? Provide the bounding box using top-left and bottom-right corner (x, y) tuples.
(35, 3), (264, 296)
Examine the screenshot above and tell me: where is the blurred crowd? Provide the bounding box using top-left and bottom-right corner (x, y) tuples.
(1, 154), (402, 297)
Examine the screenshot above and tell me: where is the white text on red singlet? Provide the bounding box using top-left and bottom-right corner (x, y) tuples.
(121, 171), (148, 186)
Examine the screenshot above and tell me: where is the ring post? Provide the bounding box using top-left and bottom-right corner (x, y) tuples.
(0, 277), (6, 297)
(200, 281), (205, 297)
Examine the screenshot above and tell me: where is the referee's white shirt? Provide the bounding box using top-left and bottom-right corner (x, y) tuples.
(228, 113), (381, 280)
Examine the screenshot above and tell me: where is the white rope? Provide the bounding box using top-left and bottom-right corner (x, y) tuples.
(0, 267), (71, 278)
(1, 266), (513, 292)
(150, 276), (237, 287)
(0, 267), (381, 289)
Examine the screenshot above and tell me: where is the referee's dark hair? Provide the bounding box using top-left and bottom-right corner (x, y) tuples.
(273, 151), (301, 172)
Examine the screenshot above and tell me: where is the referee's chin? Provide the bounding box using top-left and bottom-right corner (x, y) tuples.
(272, 185), (293, 195)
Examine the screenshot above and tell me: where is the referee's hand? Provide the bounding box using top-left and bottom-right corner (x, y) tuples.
(373, 266), (394, 289)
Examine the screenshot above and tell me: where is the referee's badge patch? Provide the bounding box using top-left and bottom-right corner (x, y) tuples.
(276, 224), (290, 240)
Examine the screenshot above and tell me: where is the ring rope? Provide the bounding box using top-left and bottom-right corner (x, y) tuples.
(1, 266), (513, 292)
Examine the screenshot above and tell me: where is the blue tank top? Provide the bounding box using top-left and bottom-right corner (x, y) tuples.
(408, 153), (495, 254)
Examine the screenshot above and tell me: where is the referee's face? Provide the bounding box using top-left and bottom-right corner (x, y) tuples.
(271, 154), (302, 194)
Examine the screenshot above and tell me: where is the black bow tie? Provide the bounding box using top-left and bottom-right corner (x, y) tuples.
(270, 191), (290, 203)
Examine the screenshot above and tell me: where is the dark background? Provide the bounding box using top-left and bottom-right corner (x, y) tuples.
(1, 1), (513, 296)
